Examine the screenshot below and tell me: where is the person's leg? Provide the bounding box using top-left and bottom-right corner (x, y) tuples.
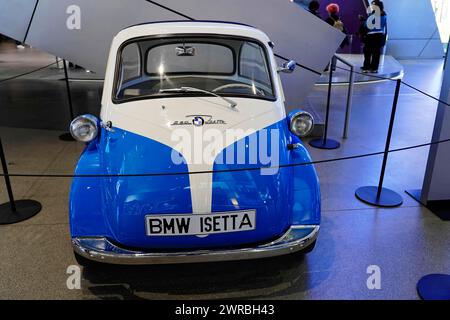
(371, 49), (381, 71)
(362, 41), (372, 70)
(370, 34), (383, 71)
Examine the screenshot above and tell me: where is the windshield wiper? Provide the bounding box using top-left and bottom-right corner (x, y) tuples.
(159, 87), (238, 109)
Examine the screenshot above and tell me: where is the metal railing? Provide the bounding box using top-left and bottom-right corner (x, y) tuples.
(333, 54), (355, 139)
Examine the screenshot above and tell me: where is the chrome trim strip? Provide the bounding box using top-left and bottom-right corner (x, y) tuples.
(72, 225), (319, 265)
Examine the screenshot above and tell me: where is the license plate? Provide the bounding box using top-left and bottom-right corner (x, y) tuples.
(145, 210), (256, 236)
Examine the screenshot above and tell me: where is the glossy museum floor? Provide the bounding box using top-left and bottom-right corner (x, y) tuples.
(0, 42), (449, 299)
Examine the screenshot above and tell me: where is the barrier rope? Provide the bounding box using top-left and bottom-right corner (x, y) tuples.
(335, 65), (450, 107)
(0, 61), (58, 84)
(0, 138), (449, 178)
(0, 20), (449, 179)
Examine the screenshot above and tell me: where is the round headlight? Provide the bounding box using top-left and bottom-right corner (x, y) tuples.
(290, 111), (314, 138)
(69, 115), (99, 142)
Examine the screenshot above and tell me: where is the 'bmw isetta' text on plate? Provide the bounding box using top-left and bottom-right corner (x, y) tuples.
(145, 210), (256, 236)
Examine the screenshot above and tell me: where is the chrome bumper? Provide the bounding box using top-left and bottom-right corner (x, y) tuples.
(72, 225), (319, 265)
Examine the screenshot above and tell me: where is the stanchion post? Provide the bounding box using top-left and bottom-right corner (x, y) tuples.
(343, 65), (355, 139)
(0, 138), (16, 212)
(323, 65), (332, 141)
(0, 138), (42, 224)
(377, 79), (402, 198)
(355, 79), (403, 207)
(309, 58), (341, 150)
(59, 59), (76, 141)
(63, 59), (75, 121)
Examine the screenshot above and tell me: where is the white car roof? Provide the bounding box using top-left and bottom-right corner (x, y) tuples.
(114, 21), (272, 45)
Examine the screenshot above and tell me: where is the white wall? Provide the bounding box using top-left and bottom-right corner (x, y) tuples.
(0, 0), (38, 42)
(421, 53), (450, 202)
(384, 0), (444, 59)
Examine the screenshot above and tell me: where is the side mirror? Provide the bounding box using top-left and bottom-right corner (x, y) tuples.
(278, 60), (297, 74)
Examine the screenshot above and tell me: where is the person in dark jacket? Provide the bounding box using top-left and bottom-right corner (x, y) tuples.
(308, 1), (321, 18)
(361, 0), (387, 73)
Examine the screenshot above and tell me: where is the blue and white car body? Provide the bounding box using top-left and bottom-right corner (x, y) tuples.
(70, 21), (320, 265)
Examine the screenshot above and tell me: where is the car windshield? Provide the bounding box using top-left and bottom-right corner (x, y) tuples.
(114, 36), (276, 102)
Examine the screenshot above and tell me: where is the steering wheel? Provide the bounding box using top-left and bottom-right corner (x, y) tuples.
(212, 83), (265, 96)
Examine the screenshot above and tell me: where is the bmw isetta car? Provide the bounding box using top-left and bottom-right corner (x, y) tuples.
(69, 21), (320, 265)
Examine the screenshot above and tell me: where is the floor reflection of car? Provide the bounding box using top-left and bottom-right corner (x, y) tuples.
(68, 21), (320, 266)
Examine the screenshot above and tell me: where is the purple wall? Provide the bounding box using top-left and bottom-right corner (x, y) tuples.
(318, 0), (367, 53)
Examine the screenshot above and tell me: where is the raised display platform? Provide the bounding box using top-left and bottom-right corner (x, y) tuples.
(316, 54), (404, 85)
(302, 54), (405, 137)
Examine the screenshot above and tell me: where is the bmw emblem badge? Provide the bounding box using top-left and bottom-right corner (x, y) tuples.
(192, 116), (205, 127)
